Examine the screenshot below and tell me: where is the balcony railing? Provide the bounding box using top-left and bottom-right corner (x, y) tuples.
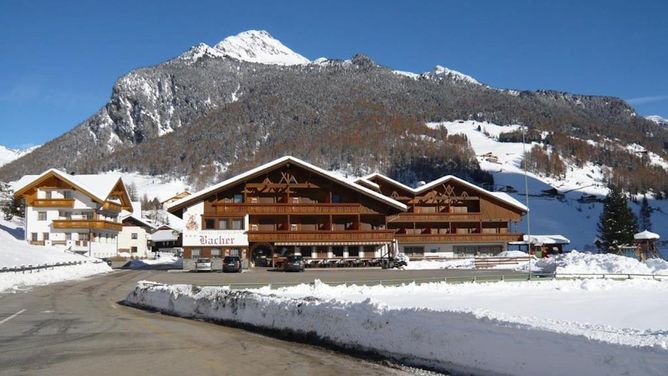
(212, 203), (379, 215)
(52, 219), (122, 232)
(33, 198), (75, 208)
(248, 229), (396, 243)
(102, 201), (122, 212)
(395, 233), (523, 243)
(388, 212), (482, 222)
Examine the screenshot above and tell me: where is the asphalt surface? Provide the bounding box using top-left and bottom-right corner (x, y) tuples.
(142, 267), (529, 288)
(0, 268), (527, 375)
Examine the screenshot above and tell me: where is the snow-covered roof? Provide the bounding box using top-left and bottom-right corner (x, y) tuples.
(634, 230), (660, 240)
(151, 229), (180, 242)
(523, 234), (571, 245)
(120, 202), (156, 229)
(168, 156), (407, 212)
(13, 168), (131, 210)
(358, 173), (529, 212)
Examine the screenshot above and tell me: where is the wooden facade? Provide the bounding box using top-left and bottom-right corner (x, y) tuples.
(363, 174), (525, 253)
(170, 158), (405, 265)
(170, 157), (528, 265)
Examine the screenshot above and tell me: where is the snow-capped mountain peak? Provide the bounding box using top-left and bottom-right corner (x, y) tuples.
(209, 30), (309, 66)
(0, 145), (39, 168)
(180, 30), (309, 66)
(646, 115), (668, 126)
(427, 65), (481, 85)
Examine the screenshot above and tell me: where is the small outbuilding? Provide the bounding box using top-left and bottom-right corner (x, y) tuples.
(633, 230), (660, 260)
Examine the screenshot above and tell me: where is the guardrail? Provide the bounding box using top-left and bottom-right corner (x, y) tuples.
(221, 272), (557, 290)
(0, 260), (101, 274)
(553, 272), (668, 280)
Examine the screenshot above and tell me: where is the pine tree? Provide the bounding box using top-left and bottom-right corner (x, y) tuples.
(638, 196), (652, 231)
(597, 184), (638, 252)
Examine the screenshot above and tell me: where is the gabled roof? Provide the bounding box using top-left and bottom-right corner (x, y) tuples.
(13, 168), (132, 211)
(357, 172), (529, 212)
(121, 202), (156, 229)
(523, 234), (570, 245)
(168, 156), (408, 212)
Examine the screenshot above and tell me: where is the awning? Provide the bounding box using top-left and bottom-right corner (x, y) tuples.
(274, 241), (390, 246)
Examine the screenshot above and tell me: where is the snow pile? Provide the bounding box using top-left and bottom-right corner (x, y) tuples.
(126, 255), (182, 270)
(496, 250), (530, 257)
(404, 258), (474, 270)
(0, 218), (111, 293)
(126, 279), (668, 376)
(526, 251), (668, 275)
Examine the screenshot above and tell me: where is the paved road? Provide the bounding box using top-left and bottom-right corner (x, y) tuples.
(0, 271), (422, 376)
(137, 267), (529, 288)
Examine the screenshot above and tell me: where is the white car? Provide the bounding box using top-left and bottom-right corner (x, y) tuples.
(194, 258), (213, 272)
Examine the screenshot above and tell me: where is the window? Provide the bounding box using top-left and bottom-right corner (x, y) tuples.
(191, 248), (201, 259)
(230, 248), (240, 257)
(65, 233), (72, 241)
(233, 194), (243, 203)
(43, 233), (49, 241)
(204, 219), (215, 230)
(79, 233), (89, 241)
(131, 246), (138, 253)
(218, 219), (229, 230)
(45, 191), (52, 199)
(231, 218), (244, 230)
(131, 233), (138, 240)
(37, 212), (47, 221)
(31, 233), (38, 241)
(332, 194), (341, 203)
(211, 248), (221, 258)
(404, 246), (425, 256)
(63, 190), (72, 199)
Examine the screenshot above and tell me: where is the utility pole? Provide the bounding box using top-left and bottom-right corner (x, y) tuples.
(522, 127), (532, 278)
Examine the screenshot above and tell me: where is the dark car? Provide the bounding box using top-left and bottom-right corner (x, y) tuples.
(222, 256), (242, 273)
(283, 255), (305, 272)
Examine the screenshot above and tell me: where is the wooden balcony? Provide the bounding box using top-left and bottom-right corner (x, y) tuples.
(395, 233), (523, 243)
(32, 198), (74, 208)
(248, 229), (396, 243)
(102, 201), (122, 212)
(388, 212), (482, 222)
(212, 203), (379, 215)
(52, 219), (122, 232)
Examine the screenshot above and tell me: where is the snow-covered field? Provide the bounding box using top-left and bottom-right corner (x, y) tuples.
(100, 171), (191, 202)
(126, 277), (668, 376)
(430, 120), (668, 250)
(0, 218), (111, 293)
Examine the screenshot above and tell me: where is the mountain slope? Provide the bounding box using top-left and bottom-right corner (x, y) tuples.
(1, 30), (666, 192)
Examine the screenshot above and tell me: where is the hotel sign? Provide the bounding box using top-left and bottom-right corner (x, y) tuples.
(183, 230), (249, 247)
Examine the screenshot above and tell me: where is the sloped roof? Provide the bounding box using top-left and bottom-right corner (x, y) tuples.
(523, 234), (570, 244)
(634, 230), (660, 240)
(151, 229), (180, 242)
(13, 169), (132, 210)
(357, 173), (529, 212)
(168, 156), (407, 212)
(121, 202), (156, 229)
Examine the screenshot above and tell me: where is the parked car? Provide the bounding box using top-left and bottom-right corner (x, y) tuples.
(222, 256), (242, 273)
(194, 258), (213, 272)
(283, 255), (305, 272)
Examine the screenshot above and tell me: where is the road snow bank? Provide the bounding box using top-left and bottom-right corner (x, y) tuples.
(523, 251), (668, 275)
(125, 280), (668, 376)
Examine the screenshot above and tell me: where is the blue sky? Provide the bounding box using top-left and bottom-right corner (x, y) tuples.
(1, 0), (666, 148)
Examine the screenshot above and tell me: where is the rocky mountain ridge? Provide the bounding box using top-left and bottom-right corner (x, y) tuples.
(1, 30), (666, 192)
